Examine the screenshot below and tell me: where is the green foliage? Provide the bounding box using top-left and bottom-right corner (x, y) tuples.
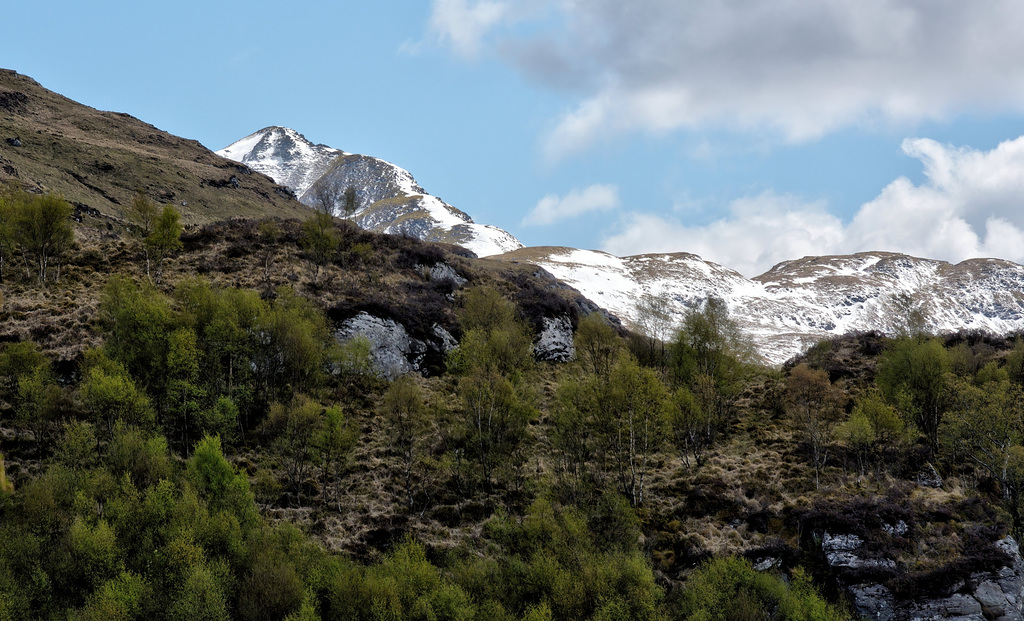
(0, 340), (48, 397)
(473, 498), (664, 621)
(166, 327), (205, 449)
(381, 377), (428, 509)
(167, 565), (229, 621)
(265, 397), (323, 502)
(69, 571), (148, 621)
(107, 424), (172, 490)
(603, 356), (670, 506)
(876, 337), (951, 455)
(666, 385), (720, 469)
(943, 377), (1024, 535)
(186, 435), (256, 525)
(199, 396), (240, 441)
(449, 286), (534, 378)
(574, 313), (620, 378)
(300, 212), (339, 285)
(98, 276), (173, 397)
(80, 355), (155, 436)
(676, 557), (848, 621)
(670, 297), (749, 391)
(146, 204), (183, 284)
(329, 334), (374, 378)
(458, 368), (533, 493)
(13, 192), (74, 284)
(313, 404), (356, 508)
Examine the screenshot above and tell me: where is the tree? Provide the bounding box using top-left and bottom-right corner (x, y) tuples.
(602, 356), (669, 506)
(300, 212), (338, 286)
(669, 297), (749, 437)
(341, 186), (359, 219)
(875, 336), (950, 455)
(0, 187), (17, 283)
(146, 205), (183, 284)
(631, 293), (673, 368)
(265, 397), (322, 504)
(666, 385), (720, 469)
(257, 220), (281, 291)
(381, 376), (429, 510)
(165, 327), (205, 451)
(313, 404), (355, 509)
(460, 368), (532, 493)
(943, 376), (1024, 537)
(307, 175), (342, 218)
(787, 363), (843, 488)
(574, 313), (620, 379)
(79, 355), (156, 437)
(15, 193), (74, 284)
(127, 191), (159, 278)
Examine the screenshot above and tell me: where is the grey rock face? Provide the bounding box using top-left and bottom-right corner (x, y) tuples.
(427, 262), (467, 288)
(335, 312), (426, 380)
(535, 315), (575, 363)
(823, 533), (1024, 621)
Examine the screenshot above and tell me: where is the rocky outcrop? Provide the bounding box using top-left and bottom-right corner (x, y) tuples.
(335, 313), (461, 379)
(534, 315), (575, 363)
(335, 312), (426, 380)
(823, 532), (1024, 621)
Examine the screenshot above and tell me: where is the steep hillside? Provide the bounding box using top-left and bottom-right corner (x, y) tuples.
(496, 247), (1024, 364)
(218, 127), (523, 257)
(0, 70), (308, 224)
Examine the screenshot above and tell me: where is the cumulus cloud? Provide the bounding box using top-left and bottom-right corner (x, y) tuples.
(602, 136), (1024, 276)
(429, 0), (1024, 159)
(602, 193), (845, 277)
(522, 184), (620, 226)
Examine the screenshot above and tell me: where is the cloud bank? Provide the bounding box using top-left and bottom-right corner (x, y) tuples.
(522, 184), (620, 226)
(429, 0), (1024, 159)
(602, 137), (1024, 276)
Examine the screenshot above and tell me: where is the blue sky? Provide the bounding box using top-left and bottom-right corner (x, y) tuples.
(6, 1), (1024, 276)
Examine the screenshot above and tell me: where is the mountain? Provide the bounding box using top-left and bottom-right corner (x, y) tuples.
(0, 69), (308, 224)
(217, 127), (523, 257)
(495, 247), (1024, 365)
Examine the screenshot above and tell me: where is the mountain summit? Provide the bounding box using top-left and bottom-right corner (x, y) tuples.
(217, 128), (523, 257)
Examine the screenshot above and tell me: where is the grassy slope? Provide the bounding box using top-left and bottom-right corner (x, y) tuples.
(0, 69), (309, 225)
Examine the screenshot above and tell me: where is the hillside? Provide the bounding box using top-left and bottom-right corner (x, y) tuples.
(0, 69), (308, 225)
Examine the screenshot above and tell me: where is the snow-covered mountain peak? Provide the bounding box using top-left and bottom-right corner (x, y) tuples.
(218, 127), (523, 258)
(216, 127), (343, 197)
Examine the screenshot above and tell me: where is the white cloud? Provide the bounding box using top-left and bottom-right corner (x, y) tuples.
(602, 193), (845, 277)
(431, 0), (1024, 159)
(602, 136), (1024, 276)
(428, 0), (510, 59)
(523, 184), (620, 226)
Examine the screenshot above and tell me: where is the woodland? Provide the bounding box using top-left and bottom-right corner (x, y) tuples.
(1, 185), (1023, 620)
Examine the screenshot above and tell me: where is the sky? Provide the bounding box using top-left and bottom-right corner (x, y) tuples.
(5, 0), (1024, 276)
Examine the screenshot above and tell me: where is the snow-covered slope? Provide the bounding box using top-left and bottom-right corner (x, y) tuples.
(216, 128), (523, 257)
(495, 248), (1024, 365)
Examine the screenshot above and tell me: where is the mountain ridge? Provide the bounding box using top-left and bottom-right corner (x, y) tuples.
(494, 247), (1024, 364)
